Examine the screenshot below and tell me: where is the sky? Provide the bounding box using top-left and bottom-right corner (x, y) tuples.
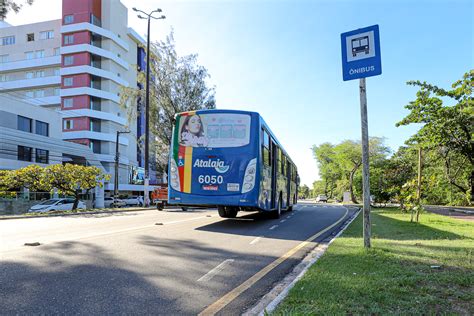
(5, 0), (473, 186)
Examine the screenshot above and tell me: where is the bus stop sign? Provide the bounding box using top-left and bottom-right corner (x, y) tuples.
(341, 25), (381, 81)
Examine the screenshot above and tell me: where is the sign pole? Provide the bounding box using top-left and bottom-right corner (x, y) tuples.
(359, 78), (371, 248)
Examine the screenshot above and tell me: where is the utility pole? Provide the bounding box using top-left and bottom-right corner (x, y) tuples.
(359, 78), (371, 248)
(133, 7), (165, 207)
(114, 130), (130, 204)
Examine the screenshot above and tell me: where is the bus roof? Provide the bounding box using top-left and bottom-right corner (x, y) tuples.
(176, 109), (297, 168)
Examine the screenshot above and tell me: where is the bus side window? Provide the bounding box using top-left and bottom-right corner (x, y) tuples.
(281, 155), (286, 175)
(262, 128), (270, 167)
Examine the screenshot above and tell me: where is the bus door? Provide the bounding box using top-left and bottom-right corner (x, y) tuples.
(271, 140), (277, 209)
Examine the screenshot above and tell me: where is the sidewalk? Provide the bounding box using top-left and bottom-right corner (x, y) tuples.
(0, 206), (157, 220)
(424, 205), (474, 221)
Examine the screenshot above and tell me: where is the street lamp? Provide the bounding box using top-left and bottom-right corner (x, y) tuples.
(114, 130), (131, 203)
(133, 7), (166, 207)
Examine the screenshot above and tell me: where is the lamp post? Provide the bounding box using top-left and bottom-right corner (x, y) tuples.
(114, 130), (130, 204)
(133, 7), (165, 207)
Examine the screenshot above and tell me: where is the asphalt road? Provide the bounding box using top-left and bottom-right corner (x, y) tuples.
(0, 202), (355, 315)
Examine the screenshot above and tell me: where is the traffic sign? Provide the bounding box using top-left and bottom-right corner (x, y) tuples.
(341, 25), (381, 81)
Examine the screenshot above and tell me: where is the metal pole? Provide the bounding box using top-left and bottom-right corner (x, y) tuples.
(114, 131), (120, 202)
(144, 16), (151, 207)
(359, 78), (371, 248)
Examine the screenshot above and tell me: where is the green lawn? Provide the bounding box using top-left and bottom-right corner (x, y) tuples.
(273, 208), (473, 315)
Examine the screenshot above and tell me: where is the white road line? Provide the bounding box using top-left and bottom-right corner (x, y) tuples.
(197, 259), (235, 282)
(280, 219), (286, 223)
(250, 236), (263, 245)
(269, 225), (278, 230)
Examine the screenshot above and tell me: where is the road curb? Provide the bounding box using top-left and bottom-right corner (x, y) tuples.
(244, 206), (361, 316)
(0, 207), (157, 220)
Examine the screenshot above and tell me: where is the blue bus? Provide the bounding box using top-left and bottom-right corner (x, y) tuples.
(168, 109), (299, 219)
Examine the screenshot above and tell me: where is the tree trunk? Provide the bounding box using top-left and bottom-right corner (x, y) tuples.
(349, 169), (358, 204)
(72, 197), (79, 210)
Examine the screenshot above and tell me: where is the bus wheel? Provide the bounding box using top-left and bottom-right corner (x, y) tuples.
(271, 199), (282, 219)
(225, 207), (238, 218)
(218, 206), (227, 218)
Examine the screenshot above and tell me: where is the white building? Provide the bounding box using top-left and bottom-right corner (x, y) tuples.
(0, 0), (157, 197)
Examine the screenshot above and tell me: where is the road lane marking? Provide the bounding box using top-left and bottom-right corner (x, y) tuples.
(269, 225), (278, 230)
(249, 236), (263, 245)
(280, 219), (286, 223)
(198, 259), (235, 282)
(198, 208), (349, 316)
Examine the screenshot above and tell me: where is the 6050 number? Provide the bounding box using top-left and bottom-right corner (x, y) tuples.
(198, 175), (223, 184)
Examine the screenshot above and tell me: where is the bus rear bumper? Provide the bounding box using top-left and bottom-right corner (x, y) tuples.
(168, 191), (258, 208)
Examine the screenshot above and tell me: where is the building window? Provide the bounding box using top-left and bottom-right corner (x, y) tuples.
(64, 34), (74, 45)
(26, 71), (34, 79)
(54, 88), (60, 96)
(90, 14), (101, 27)
(18, 146), (32, 162)
(35, 90), (45, 98)
(25, 91), (34, 98)
(54, 68), (60, 76)
(63, 98), (73, 108)
(36, 70), (45, 78)
(0, 74), (7, 82)
(35, 50), (45, 58)
(1, 36), (15, 46)
(26, 33), (35, 42)
(25, 51), (34, 59)
(64, 15), (74, 24)
(36, 120), (49, 137)
(64, 55), (74, 66)
(64, 119), (74, 130)
(63, 77), (73, 86)
(0, 54), (9, 63)
(18, 116), (32, 133)
(35, 149), (49, 164)
(54, 47), (60, 56)
(40, 30), (54, 40)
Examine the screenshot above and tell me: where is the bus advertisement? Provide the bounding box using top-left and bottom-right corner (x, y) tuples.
(168, 109), (298, 219)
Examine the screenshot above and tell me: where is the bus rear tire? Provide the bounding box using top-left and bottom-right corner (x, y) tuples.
(218, 206), (238, 218)
(271, 199), (282, 219)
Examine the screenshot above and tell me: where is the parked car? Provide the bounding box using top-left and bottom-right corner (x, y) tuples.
(104, 197), (126, 208)
(28, 198), (86, 213)
(316, 194), (328, 203)
(122, 196), (144, 206)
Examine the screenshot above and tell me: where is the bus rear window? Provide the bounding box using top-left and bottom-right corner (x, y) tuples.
(176, 113), (251, 148)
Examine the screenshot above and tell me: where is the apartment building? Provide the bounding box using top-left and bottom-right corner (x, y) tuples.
(0, 0), (155, 195)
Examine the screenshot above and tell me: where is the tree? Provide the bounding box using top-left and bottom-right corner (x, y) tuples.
(4, 165), (45, 192)
(298, 184), (310, 199)
(396, 71), (473, 204)
(41, 164), (109, 210)
(313, 138), (389, 203)
(121, 32), (216, 175)
(0, 0), (34, 19)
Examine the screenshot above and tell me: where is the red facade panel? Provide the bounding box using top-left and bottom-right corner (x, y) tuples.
(62, 0), (101, 25)
(61, 95), (90, 110)
(62, 74), (90, 89)
(63, 117), (90, 132)
(62, 52), (91, 67)
(62, 31), (91, 46)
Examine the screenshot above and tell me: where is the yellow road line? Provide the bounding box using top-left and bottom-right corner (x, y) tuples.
(199, 208), (349, 316)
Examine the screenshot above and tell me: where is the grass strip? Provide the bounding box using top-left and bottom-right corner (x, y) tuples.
(273, 208), (474, 315)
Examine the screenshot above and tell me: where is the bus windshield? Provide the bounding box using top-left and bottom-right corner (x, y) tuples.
(176, 113), (251, 148)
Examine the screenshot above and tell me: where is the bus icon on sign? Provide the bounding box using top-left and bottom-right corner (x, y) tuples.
(351, 36), (369, 57)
